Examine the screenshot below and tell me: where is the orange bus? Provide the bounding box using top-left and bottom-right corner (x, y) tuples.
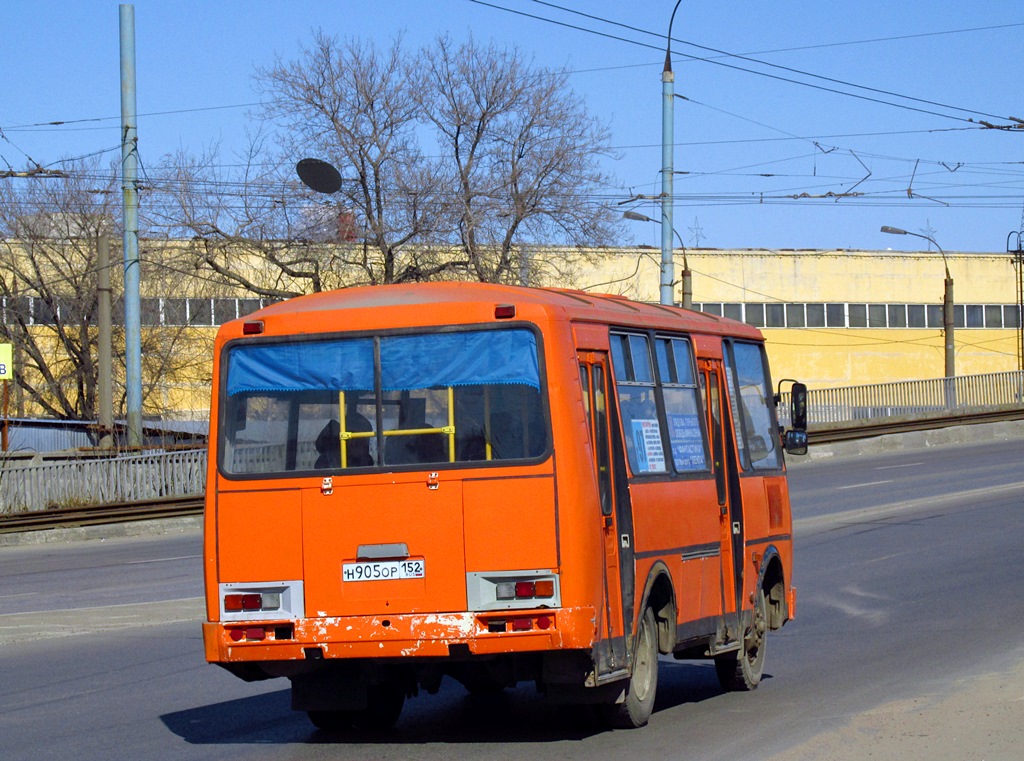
(202, 282), (807, 730)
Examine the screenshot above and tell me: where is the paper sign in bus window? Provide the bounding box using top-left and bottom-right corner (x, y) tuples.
(667, 413), (707, 471)
(631, 419), (665, 472)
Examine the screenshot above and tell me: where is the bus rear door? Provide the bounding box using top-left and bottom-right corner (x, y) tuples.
(700, 360), (745, 631)
(578, 350), (634, 679)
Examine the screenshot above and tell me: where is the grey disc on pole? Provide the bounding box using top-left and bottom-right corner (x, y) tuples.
(296, 158), (342, 194)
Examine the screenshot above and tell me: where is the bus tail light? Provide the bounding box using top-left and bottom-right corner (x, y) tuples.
(223, 593), (280, 612)
(228, 626), (267, 642)
(242, 320), (264, 335)
(468, 572), (561, 611)
(219, 581), (304, 621)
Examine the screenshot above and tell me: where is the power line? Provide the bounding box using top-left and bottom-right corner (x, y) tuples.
(469, 0), (1020, 127)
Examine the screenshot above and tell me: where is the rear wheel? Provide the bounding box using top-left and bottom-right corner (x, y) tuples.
(306, 682), (406, 732)
(715, 587), (767, 691)
(307, 710), (355, 732)
(357, 682), (406, 729)
(602, 606), (659, 728)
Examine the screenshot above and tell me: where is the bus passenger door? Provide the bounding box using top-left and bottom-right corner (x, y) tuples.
(578, 352), (631, 675)
(700, 361), (745, 625)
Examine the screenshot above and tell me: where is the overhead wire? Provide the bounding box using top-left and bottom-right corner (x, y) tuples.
(469, 0), (1019, 126)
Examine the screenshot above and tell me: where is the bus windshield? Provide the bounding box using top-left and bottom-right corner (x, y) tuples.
(219, 327), (548, 475)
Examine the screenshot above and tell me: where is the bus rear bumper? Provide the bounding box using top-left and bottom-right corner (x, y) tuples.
(203, 606), (597, 665)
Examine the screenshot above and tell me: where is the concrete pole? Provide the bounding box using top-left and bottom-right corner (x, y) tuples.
(660, 51), (675, 306)
(120, 4), (142, 447)
(660, 1), (682, 306)
(97, 237), (114, 449)
(944, 275), (955, 376)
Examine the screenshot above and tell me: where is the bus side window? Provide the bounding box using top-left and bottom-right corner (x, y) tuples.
(727, 342), (781, 470)
(656, 337), (708, 473)
(610, 333), (666, 475)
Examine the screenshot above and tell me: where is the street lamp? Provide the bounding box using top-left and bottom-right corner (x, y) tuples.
(623, 210), (692, 309)
(881, 225), (955, 380)
(660, 0), (684, 306)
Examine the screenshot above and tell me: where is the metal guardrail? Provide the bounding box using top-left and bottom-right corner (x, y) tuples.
(2, 370), (1023, 516)
(0, 449), (206, 515)
(778, 370), (1024, 428)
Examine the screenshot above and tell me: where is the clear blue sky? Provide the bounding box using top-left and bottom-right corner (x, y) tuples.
(2, 0), (1023, 253)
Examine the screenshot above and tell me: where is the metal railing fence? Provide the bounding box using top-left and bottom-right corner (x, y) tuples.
(3, 370), (1024, 514)
(0, 449), (206, 514)
(778, 370), (1024, 428)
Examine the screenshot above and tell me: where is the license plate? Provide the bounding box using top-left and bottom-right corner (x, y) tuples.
(342, 559), (425, 582)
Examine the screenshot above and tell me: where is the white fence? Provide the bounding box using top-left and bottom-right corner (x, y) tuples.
(0, 449), (207, 514)
(778, 370), (1024, 427)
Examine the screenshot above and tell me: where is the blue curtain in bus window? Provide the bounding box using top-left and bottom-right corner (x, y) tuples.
(380, 329), (540, 391)
(225, 338), (375, 396)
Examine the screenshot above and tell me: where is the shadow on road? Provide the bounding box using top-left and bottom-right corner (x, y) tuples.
(161, 662), (732, 745)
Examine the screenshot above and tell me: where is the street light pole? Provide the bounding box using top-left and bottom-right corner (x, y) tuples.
(661, 1), (683, 306)
(881, 225), (955, 379)
(623, 210), (692, 308)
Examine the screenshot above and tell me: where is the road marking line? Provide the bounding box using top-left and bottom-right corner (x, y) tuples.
(837, 480), (894, 490)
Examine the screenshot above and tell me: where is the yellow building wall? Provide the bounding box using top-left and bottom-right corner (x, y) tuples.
(579, 247), (1020, 389)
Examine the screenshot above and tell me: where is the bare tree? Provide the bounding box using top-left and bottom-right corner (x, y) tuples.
(0, 157), (210, 423)
(417, 35), (617, 284)
(152, 31), (617, 294)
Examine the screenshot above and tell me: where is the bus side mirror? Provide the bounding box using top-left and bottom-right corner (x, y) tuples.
(784, 429), (808, 456)
(790, 382), (808, 432)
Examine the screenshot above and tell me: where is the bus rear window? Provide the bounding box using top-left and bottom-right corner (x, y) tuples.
(219, 328), (548, 475)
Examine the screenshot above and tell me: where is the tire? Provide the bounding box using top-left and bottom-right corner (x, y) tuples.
(715, 587), (767, 692)
(602, 606), (659, 728)
(306, 682), (405, 732)
(307, 710), (355, 732)
(354, 682), (406, 730)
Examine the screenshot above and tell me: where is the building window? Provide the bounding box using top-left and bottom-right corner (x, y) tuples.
(214, 299), (237, 325)
(1005, 306), (1021, 329)
(984, 305), (1003, 328)
(745, 303), (765, 328)
(868, 304), (887, 328)
(141, 298), (161, 326)
(953, 305), (966, 329)
(239, 298), (262, 317)
(702, 303), (722, 317)
(826, 303), (846, 327)
(188, 298), (213, 326)
(888, 304), (907, 328)
(806, 303), (826, 327)
(965, 305), (983, 328)
(908, 304), (926, 328)
(848, 304), (867, 328)
(786, 303), (805, 328)
(766, 303), (785, 327)
(164, 298), (187, 326)
(723, 303), (743, 322)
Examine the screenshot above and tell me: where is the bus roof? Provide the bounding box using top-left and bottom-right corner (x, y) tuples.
(232, 282), (764, 341)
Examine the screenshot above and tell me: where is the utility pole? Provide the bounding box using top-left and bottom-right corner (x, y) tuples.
(120, 4), (142, 447)
(660, 1), (683, 306)
(1008, 231), (1024, 376)
(97, 237), (114, 449)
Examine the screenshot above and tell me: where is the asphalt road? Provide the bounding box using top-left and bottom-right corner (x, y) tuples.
(2, 438), (1023, 760)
